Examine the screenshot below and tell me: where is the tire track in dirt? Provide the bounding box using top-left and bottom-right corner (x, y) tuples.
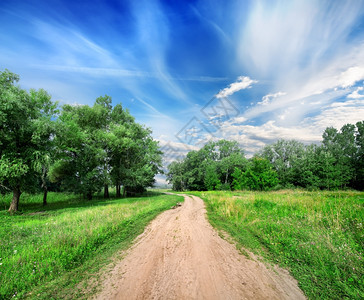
(94, 195), (305, 299)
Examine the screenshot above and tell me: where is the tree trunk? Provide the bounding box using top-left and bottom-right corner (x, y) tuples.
(43, 187), (48, 206)
(116, 184), (121, 198)
(9, 187), (21, 213)
(122, 186), (126, 198)
(86, 191), (92, 200)
(104, 184), (109, 199)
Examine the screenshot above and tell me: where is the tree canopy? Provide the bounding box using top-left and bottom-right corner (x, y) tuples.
(168, 122), (364, 191)
(167, 140), (248, 191)
(0, 70), (58, 211)
(0, 70), (162, 212)
(260, 122), (364, 190)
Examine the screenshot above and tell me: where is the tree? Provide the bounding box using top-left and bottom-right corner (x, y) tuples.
(295, 144), (321, 189)
(49, 103), (105, 200)
(33, 151), (52, 206)
(166, 160), (186, 191)
(260, 140), (305, 186)
(232, 157), (278, 191)
(167, 140), (247, 191)
(0, 70), (57, 212)
(354, 121), (364, 190)
(204, 162), (220, 190)
(108, 104), (135, 197)
(319, 125), (357, 189)
(94, 95), (113, 198)
(121, 124), (162, 196)
(217, 152), (247, 187)
(107, 109), (162, 196)
(232, 167), (246, 190)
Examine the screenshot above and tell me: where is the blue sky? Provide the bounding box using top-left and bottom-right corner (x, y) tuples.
(1, 0), (364, 167)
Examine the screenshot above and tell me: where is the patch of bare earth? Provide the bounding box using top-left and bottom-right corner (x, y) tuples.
(93, 195), (305, 300)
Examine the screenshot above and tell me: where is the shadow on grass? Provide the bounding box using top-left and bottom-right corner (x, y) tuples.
(0, 191), (166, 215)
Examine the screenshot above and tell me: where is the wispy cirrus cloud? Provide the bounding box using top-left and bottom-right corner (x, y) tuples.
(230, 0), (364, 137)
(190, 5), (231, 44)
(238, 1), (364, 79)
(32, 65), (228, 83)
(130, 0), (191, 104)
(30, 20), (117, 67)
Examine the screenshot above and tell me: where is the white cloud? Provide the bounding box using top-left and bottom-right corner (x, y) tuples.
(303, 99), (364, 131)
(235, 0), (364, 128)
(339, 67), (364, 88)
(215, 119), (321, 156)
(158, 139), (197, 166)
(216, 76), (257, 98)
(153, 174), (169, 186)
(347, 86), (364, 99)
(232, 116), (247, 123)
(258, 91), (286, 106)
(241, 59), (364, 124)
(224, 120), (321, 142)
(238, 1), (364, 78)
(212, 98), (364, 156)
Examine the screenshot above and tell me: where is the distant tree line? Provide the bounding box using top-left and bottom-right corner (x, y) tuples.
(167, 122), (364, 192)
(0, 69), (162, 212)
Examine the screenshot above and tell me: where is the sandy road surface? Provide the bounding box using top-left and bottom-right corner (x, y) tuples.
(94, 195), (305, 300)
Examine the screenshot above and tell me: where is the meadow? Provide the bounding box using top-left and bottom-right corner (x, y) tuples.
(191, 190), (363, 300)
(0, 191), (183, 299)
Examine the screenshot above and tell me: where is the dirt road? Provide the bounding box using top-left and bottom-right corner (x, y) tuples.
(94, 195), (305, 299)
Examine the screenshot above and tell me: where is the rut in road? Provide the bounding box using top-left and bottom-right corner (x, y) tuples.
(94, 195), (305, 300)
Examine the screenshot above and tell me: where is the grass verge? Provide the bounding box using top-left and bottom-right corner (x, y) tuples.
(0, 191), (183, 299)
(191, 190), (363, 300)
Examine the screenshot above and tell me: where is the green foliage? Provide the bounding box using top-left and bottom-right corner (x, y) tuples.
(232, 157), (278, 191)
(49, 103), (109, 199)
(204, 163), (221, 190)
(355, 121), (364, 189)
(0, 157), (29, 179)
(260, 140), (305, 186)
(167, 121), (363, 192)
(166, 160), (186, 191)
(232, 168), (245, 190)
(167, 140), (246, 191)
(196, 190), (364, 299)
(260, 122), (364, 191)
(0, 191), (183, 298)
(1, 69), (162, 210)
(0, 69), (58, 210)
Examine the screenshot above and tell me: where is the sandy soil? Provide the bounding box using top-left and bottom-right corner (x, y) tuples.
(94, 195), (305, 300)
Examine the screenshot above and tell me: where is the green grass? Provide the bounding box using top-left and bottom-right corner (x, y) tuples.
(191, 190), (363, 300)
(0, 191), (183, 299)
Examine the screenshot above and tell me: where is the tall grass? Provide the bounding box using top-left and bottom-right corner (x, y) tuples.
(195, 190), (363, 300)
(0, 191), (183, 299)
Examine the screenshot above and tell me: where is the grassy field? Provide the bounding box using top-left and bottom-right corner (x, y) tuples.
(0, 191), (183, 299)
(190, 190), (363, 300)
